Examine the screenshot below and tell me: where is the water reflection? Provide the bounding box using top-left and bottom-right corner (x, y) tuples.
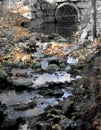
(56, 22), (78, 38)
(32, 22), (78, 39)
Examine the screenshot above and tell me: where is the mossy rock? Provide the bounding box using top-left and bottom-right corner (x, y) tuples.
(65, 65), (72, 72)
(11, 60), (20, 68)
(33, 62), (41, 68)
(47, 64), (59, 71)
(58, 59), (67, 64)
(19, 63), (29, 69)
(2, 61), (11, 67)
(60, 63), (66, 68)
(0, 69), (7, 79)
(44, 54), (51, 58)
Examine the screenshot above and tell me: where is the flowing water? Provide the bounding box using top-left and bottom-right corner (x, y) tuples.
(0, 67), (81, 119)
(0, 74), (71, 119)
(0, 20), (80, 129)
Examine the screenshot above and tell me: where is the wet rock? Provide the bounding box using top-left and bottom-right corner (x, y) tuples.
(0, 69), (10, 89)
(58, 59), (67, 64)
(44, 54), (52, 58)
(1, 103), (8, 110)
(2, 59), (20, 68)
(28, 99), (37, 108)
(83, 39), (91, 46)
(29, 108), (63, 129)
(1, 119), (16, 129)
(47, 64), (59, 72)
(34, 72), (71, 86)
(60, 63), (66, 69)
(14, 100), (36, 111)
(2, 60), (11, 67)
(65, 65), (72, 72)
(19, 63), (29, 69)
(45, 105), (63, 115)
(42, 42), (51, 50)
(41, 37), (50, 43)
(11, 61), (20, 68)
(49, 90), (63, 98)
(33, 62), (41, 69)
(41, 60), (48, 70)
(3, 30), (14, 40)
(12, 78), (33, 91)
(28, 113), (47, 128)
(11, 68), (32, 77)
(31, 32), (42, 41)
(1, 117), (25, 130)
(0, 109), (4, 128)
(36, 33), (44, 42)
(16, 36), (29, 42)
(60, 97), (75, 118)
(26, 41), (37, 52)
(48, 34), (55, 40)
(67, 57), (78, 66)
(58, 59), (67, 69)
(30, 122), (51, 130)
(50, 33), (62, 41)
(71, 69), (79, 77)
(0, 40), (5, 47)
(46, 114), (62, 124)
(48, 59), (59, 65)
(0, 69), (7, 79)
(14, 103), (30, 111)
(38, 88), (63, 98)
(60, 118), (73, 130)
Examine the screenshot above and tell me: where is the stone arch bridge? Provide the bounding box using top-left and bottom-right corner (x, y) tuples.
(24, 0), (101, 34)
(3, 0), (101, 34)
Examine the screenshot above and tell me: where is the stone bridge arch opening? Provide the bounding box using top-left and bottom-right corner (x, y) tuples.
(55, 3), (80, 24)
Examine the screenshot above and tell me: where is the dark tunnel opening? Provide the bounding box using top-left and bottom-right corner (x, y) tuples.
(55, 4), (79, 23)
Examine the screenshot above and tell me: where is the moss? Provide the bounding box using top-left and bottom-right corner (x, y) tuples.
(33, 62), (41, 68)
(47, 64), (59, 71)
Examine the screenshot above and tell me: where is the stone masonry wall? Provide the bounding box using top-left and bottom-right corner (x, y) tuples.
(3, 0), (101, 33)
(29, 0), (92, 27)
(27, 0), (55, 27)
(29, 0), (101, 34)
(97, 0), (101, 33)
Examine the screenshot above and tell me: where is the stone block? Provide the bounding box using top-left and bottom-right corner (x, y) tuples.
(96, 13), (101, 19)
(69, 0), (78, 1)
(25, 18), (43, 28)
(31, 12), (36, 20)
(54, 0), (62, 2)
(41, 3), (54, 10)
(77, 2), (91, 8)
(97, 1), (101, 8)
(31, 5), (37, 12)
(37, 0), (47, 4)
(36, 11), (43, 18)
(36, 3), (41, 10)
(43, 9), (55, 15)
(42, 15), (55, 23)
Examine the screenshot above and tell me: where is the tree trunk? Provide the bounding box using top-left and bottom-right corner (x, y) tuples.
(92, 0), (97, 40)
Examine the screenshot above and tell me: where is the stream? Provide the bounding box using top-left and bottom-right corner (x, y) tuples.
(0, 27), (81, 129)
(26, 22), (78, 42)
(1, 20), (100, 130)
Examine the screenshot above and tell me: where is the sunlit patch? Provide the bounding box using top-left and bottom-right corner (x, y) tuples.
(13, 26), (30, 40)
(44, 41), (73, 57)
(2, 49), (35, 65)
